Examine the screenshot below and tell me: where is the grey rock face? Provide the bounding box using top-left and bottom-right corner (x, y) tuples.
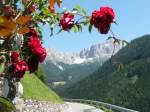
(80, 41), (122, 59)
(0, 77), (9, 98)
(46, 40), (122, 65)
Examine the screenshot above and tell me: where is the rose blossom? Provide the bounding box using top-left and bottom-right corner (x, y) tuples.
(26, 28), (47, 73)
(60, 12), (74, 31)
(11, 51), (19, 62)
(34, 47), (47, 62)
(28, 28), (38, 36)
(90, 6), (115, 34)
(11, 60), (28, 79)
(27, 36), (46, 63)
(27, 36), (41, 51)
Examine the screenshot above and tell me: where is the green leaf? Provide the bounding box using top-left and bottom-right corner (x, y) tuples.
(83, 21), (89, 26)
(73, 25), (78, 33)
(72, 8), (78, 14)
(0, 97), (15, 112)
(88, 24), (93, 33)
(0, 62), (5, 74)
(75, 5), (81, 11)
(82, 9), (87, 15)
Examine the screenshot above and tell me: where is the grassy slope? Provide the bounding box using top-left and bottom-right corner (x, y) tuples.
(21, 74), (63, 103)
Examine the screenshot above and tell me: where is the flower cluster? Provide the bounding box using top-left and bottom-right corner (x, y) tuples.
(60, 12), (74, 31)
(9, 28), (47, 78)
(0, 0), (116, 81)
(10, 52), (28, 79)
(90, 6), (115, 34)
(26, 29), (47, 72)
(11, 60), (28, 79)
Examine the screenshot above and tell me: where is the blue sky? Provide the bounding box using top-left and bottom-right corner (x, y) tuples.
(42, 0), (150, 53)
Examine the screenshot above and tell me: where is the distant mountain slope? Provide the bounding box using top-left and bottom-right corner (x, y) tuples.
(63, 35), (150, 112)
(42, 40), (121, 85)
(42, 58), (105, 83)
(46, 39), (122, 65)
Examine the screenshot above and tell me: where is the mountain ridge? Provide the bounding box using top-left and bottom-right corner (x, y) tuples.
(45, 39), (122, 65)
(42, 40), (122, 83)
(62, 34), (150, 112)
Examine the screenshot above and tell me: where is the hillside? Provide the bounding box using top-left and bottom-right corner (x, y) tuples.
(62, 35), (150, 112)
(21, 74), (62, 103)
(42, 58), (105, 83)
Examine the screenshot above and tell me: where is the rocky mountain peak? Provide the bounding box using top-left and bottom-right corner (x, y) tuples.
(46, 40), (122, 64)
(79, 40), (122, 59)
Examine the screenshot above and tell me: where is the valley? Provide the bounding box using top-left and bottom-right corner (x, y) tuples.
(62, 35), (150, 112)
(42, 40), (121, 94)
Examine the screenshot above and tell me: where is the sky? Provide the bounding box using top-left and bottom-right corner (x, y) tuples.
(42, 0), (150, 53)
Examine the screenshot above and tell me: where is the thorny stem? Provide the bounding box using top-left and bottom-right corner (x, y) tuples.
(109, 29), (116, 64)
(76, 14), (89, 24)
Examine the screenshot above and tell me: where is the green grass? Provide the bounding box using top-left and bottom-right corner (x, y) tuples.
(21, 73), (63, 103)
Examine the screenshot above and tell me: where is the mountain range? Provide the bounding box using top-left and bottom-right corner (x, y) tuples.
(45, 39), (122, 65)
(62, 35), (150, 112)
(41, 39), (122, 91)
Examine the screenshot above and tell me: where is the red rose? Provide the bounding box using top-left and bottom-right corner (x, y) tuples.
(60, 12), (74, 31)
(11, 51), (19, 62)
(11, 60), (28, 79)
(34, 47), (47, 62)
(28, 28), (38, 37)
(90, 6), (115, 34)
(27, 36), (41, 52)
(97, 22), (111, 34)
(99, 7), (115, 23)
(27, 36), (47, 63)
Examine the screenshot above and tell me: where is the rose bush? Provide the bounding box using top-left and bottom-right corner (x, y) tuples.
(0, 0), (121, 101)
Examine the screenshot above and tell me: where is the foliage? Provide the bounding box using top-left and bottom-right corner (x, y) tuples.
(21, 73), (63, 103)
(0, 97), (15, 112)
(42, 59), (104, 82)
(62, 35), (150, 112)
(35, 66), (48, 85)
